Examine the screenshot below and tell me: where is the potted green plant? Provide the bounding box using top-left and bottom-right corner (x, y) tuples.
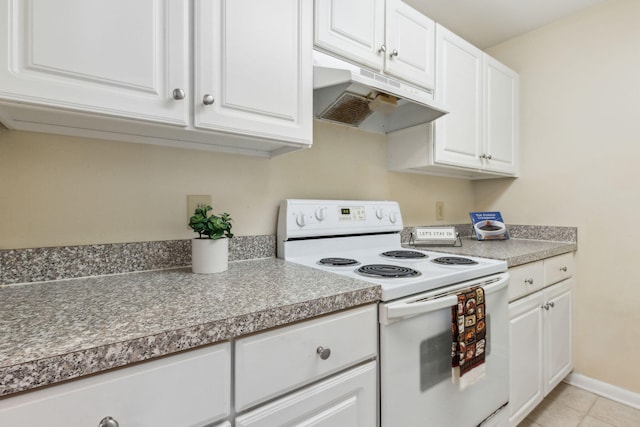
(188, 205), (233, 273)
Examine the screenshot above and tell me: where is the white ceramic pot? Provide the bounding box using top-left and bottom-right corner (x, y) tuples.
(191, 238), (229, 274)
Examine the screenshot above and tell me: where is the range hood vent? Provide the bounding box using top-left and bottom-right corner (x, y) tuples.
(313, 50), (448, 134)
(318, 92), (374, 126)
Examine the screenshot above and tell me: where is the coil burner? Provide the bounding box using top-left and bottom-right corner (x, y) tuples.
(357, 264), (421, 278)
(381, 250), (428, 259)
(318, 258), (360, 266)
(432, 256), (479, 266)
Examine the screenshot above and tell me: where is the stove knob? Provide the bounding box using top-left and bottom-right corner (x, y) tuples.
(375, 208), (385, 220)
(295, 213), (306, 227)
(389, 212), (398, 224)
(315, 207), (326, 221)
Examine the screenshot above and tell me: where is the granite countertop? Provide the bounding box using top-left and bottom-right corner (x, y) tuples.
(0, 258), (380, 398)
(0, 232), (576, 399)
(410, 237), (577, 267)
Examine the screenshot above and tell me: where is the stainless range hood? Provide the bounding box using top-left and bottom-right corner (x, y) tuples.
(313, 50), (448, 134)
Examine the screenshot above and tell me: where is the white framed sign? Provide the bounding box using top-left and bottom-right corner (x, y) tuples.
(410, 226), (459, 246)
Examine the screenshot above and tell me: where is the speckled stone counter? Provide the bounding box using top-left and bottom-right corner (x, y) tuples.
(412, 238), (577, 267)
(0, 258), (380, 397)
(1, 226), (576, 398)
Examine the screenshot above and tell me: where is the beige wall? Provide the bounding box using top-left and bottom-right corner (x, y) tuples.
(0, 120), (474, 249)
(481, 0), (640, 392)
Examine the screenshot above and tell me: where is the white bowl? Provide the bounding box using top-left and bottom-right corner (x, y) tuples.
(474, 220), (506, 238)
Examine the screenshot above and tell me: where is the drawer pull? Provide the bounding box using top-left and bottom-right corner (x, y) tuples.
(524, 278), (534, 285)
(316, 346), (331, 360)
(99, 416), (119, 427)
(560, 266), (568, 272)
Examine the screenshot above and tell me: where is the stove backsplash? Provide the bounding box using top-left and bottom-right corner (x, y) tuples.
(401, 224), (577, 243)
(0, 235), (274, 286)
(2, 225), (575, 286)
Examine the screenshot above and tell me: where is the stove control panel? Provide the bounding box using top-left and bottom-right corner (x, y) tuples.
(338, 206), (366, 222)
(278, 199), (403, 240)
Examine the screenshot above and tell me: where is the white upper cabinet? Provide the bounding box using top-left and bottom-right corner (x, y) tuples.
(0, 0), (313, 157)
(0, 0), (189, 125)
(314, 0), (435, 90)
(387, 24), (518, 179)
(314, 0), (385, 71)
(434, 24), (518, 176)
(384, 0), (435, 88)
(433, 25), (484, 170)
(483, 55), (519, 175)
(195, 0), (312, 144)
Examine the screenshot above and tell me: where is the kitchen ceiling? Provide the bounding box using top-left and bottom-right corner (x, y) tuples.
(404, 0), (609, 49)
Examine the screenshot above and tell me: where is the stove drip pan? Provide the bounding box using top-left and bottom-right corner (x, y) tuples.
(432, 256), (479, 266)
(318, 257), (360, 266)
(357, 264), (421, 278)
(381, 250), (428, 259)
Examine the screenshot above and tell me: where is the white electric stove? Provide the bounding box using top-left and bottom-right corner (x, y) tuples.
(277, 199), (507, 301)
(277, 199), (510, 427)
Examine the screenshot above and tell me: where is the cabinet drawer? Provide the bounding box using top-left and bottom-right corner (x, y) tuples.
(508, 261), (544, 301)
(0, 343), (231, 427)
(235, 304), (378, 411)
(544, 253), (574, 286)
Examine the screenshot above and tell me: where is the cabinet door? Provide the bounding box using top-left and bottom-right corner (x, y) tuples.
(0, 0), (188, 125)
(235, 362), (377, 427)
(483, 55), (519, 175)
(385, 0), (435, 89)
(314, 0), (385, 71)
(433, 25), (483, 170)
(544, 278), (574, 394)
(195, 0), (312, 146)
(508, 292), (545, 427)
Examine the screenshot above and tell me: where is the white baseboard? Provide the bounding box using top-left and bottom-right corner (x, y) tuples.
(565, 372), (640, 410)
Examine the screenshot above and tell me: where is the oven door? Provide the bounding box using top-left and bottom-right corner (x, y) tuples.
(379, 273), (509, 427)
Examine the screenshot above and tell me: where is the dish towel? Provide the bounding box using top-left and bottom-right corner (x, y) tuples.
(451, 286), (487, 390)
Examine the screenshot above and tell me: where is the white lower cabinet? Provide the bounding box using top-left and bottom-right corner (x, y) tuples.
(0, 343), (232, 427)
(235, 304), (378, 426)
(236, 361), (377, 427)
(0, 306), (379, 427)
(235, 304), (377, 411)
(508, 254), (574, 426)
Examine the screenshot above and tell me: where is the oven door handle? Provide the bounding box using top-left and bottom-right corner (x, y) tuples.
(383, 274), (509, 322)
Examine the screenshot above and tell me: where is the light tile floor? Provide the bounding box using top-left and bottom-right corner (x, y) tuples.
(519, 383), (640, 427)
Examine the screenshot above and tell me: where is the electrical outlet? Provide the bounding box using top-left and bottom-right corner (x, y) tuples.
(436, 201), (444, 220)
(187, 195), (212, 228)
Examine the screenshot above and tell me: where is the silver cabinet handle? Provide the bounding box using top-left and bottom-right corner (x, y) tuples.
(202, 94), (215, 105)
(524, 278), (534, 285)
(560, 266), (568, 272)
(316, 346), (331, 360)
(487, 154), (493, 159)
(99, 417), (119, 427)
(389, 49), (399, 58)
(542, 304), (549, 310)
(172, 88), (185, 100)
(378, 45), (387, 54)
(548, 301), (555, 308)
(479, 154), (486, 159)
